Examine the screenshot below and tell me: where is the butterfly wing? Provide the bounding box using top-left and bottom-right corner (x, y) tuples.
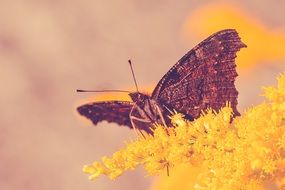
(77, 101), (133, 128)
(152, 29), (246, 119)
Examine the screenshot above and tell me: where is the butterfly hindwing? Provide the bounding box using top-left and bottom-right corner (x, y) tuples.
(152, 29), (246, 119)
(77, 101), (133, 128)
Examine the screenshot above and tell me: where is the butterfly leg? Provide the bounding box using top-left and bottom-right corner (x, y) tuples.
(129, 117), (147, 138)
(155, 104), (167, 127)
(130, 115), (154, 137)
(130, 115), (152, 123)
(129, 106), (144, 137)
(129, 105), (154, 137)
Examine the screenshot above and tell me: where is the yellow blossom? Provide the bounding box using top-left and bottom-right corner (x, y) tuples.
(83, 72), (285, 189)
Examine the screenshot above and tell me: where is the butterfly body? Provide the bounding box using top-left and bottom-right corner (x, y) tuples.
(77, 29), (246, 133)
(128, 92), (166, 133)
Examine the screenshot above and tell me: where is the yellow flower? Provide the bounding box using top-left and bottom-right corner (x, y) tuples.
(83, 72), (285, 189)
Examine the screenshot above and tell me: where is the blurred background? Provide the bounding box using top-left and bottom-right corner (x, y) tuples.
(1, 0), (285, 190)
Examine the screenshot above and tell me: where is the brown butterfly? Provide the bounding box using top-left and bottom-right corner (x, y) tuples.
(77, 29), (246, 133)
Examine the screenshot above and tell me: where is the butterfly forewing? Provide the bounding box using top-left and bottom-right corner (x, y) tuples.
(152, 29), (246, 119)
(77, 101), (133, 128)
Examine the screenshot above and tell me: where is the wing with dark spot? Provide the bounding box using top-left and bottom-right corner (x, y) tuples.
(152, 29), (246, 119)
(77, 101), (133, 128)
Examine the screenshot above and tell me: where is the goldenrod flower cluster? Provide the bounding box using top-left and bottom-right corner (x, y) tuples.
(83, 73), (285, 189)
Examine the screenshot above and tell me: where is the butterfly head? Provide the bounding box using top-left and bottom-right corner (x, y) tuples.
(129, 92), (149, 103)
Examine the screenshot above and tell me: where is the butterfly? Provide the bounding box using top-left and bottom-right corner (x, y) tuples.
(77, 29), (246, 134)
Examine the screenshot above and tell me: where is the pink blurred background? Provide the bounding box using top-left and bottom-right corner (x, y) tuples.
(1, 1), (285, 190)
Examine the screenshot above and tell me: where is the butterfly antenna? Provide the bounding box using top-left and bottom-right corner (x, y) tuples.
(128, 59), (139, 92)
(76, 89), (131, 93)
